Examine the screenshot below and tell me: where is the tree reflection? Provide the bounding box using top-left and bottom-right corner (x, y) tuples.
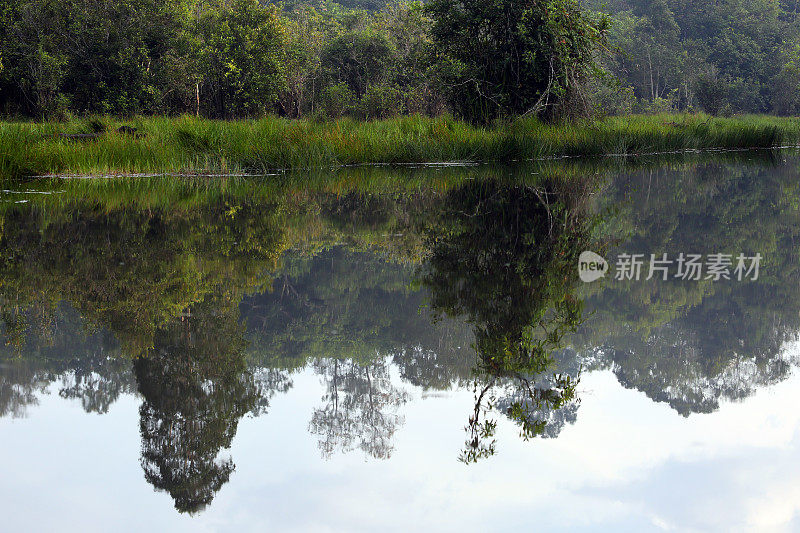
(420, 178), (598, 462)
(575, 161), (800, 414)
(310, 357), (409, 460)
(3, 158), (800, 489)
(133, 298), (264, 514)
(0, 302), (132, 417)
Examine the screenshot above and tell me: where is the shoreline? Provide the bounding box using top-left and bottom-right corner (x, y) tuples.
(2, 113), (799, 181)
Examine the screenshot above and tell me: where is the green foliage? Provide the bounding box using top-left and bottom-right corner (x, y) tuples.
(2, 114), (797, 182)
(419, 178), (598, 460)
(320, 32), (393, 98)
(0, 197), (287, 355)
(135, 297), (261, 513)
(320, 82), (357, 117)
(0, 0), (191, 116)
(695, 72), (730, 115)
(195, 0), (287, 117)
(773, 45), (800, 116)
(573, 158), (800, 414)
(425, 0), (610, 122)
(0, 0), (448, 120)
(595, 0), (799, 114)
(358, 84), (404, 119)
(0, 0), (798, 120)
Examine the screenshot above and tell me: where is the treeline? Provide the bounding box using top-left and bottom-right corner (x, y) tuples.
(0, 0), (797, 121)
(0, 0), (605, 121)
(596, 0), (800, 115)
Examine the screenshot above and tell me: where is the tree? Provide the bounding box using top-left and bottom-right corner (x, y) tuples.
(194, 0), (287, 117)
(606, 5), (686, 110)
(320, 31), (394, 99)
(426, 0), (609, 122)
(0, 0), (196, 116)
(773, 44), (800, 115)
(574, 158), (800, 415)
(277, 5), (337, 117)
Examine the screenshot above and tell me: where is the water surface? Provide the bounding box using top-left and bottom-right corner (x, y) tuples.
(2, 155), (800, 531)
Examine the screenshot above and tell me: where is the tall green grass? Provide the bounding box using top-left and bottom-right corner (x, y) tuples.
(1, 113), (798, 181)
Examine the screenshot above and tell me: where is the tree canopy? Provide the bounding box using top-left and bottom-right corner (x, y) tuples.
(2, 0), (794, 120)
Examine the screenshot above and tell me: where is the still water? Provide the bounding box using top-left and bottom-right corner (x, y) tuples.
(1, 154), (799, 532)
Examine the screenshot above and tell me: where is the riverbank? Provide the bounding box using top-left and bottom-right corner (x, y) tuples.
(1, 114), (798, 181)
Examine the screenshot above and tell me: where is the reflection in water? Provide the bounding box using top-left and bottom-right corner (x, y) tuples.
(310, 358), (408, 459)
(420, 178), (597, 461)
(133, 298), (261, 513)
(0, 303), (131, 417)
(575, 160), (800, 414)
(1, 156), (800, 511)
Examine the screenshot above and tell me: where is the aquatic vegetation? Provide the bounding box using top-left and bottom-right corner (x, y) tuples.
(1, 114), (797, 182)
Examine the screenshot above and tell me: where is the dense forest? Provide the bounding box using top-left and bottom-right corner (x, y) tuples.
(0, 0), (797, 121)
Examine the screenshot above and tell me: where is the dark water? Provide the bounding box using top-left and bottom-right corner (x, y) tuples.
(2, 155), (800, 531)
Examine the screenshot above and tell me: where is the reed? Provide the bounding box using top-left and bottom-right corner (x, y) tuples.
(1, 113), (798, 181)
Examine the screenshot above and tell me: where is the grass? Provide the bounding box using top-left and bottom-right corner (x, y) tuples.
(1, 113), (799, 181)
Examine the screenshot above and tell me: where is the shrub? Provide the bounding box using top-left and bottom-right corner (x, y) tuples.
(359, 85), (405, 120)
